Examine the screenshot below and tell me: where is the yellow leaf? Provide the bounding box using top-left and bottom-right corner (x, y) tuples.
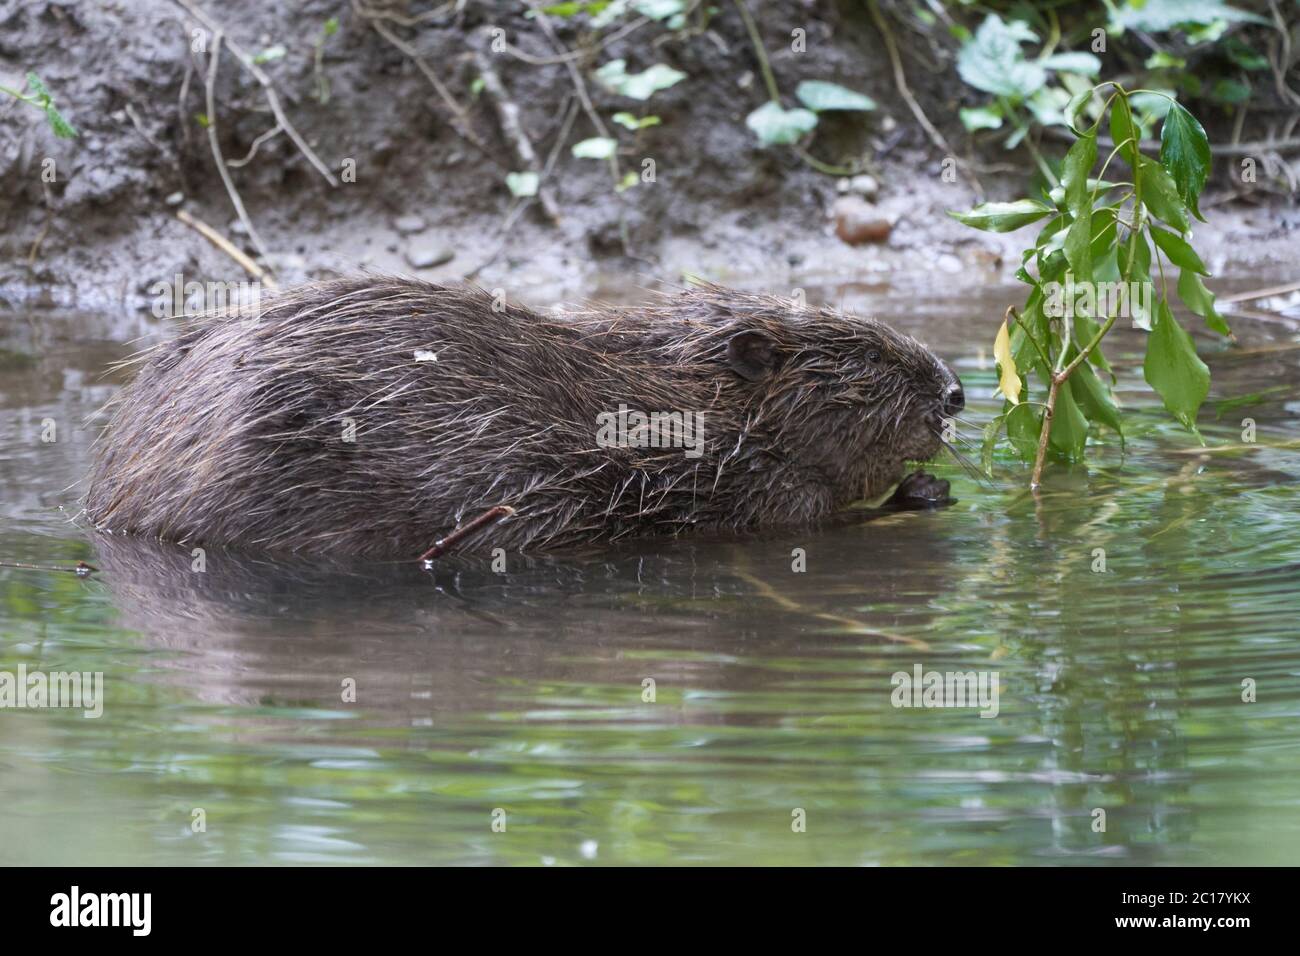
(994, 319), (1021, 406)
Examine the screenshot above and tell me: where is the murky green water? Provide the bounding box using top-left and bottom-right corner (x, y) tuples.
(2, 281), (1299, 865)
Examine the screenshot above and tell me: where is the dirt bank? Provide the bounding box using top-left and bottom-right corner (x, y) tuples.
(1, 0), (1296, 330)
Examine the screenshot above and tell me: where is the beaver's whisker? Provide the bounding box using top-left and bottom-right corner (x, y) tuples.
(930, 428), (991, 487)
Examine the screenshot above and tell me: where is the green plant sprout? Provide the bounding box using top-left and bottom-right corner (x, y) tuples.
(0, 72), (78, 138)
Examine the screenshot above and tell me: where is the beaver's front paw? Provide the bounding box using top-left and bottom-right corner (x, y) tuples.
(886, 471), (953, 510)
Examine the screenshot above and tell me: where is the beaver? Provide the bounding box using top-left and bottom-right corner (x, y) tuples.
(85, 276), (964, 558)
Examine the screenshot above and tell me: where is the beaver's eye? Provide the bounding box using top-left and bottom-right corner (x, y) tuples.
(867, 349), (882, 364)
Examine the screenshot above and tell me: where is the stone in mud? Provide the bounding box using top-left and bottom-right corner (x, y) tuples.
(394, 214), (427, 234)
(404, 242), (454, 269)
(832, 196), (892, 245)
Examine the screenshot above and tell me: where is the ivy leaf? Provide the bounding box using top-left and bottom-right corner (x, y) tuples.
(1159, 101), (1211, 222)
(993, 317), (1022, 405)
(795, 80), (876, 112)
(1138, 156), (1189, 233)
(960, 105), (1003, 131)
(572, 137), (618, 159)
(956, 15), (1046, 99)
(505, 171), (539, 197)
(744, 101), (818, 146)
(1177, 269), (1231, 336)
(594, 59), (686, 100)
(1040, 52), (1102, 75)
(947, 198), (1054, 232)
(1144, 298), (1209, 436)
(612, 112), (661, 130)
(1149, 225), (1208, 274)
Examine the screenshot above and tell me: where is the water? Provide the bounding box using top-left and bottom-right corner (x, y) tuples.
(2, 280), (1299, 866)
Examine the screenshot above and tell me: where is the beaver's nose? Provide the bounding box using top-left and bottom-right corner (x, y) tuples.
(942, 382), (965, 416)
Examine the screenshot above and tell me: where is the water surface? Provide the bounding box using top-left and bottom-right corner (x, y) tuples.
(2, 280), (1298, 865)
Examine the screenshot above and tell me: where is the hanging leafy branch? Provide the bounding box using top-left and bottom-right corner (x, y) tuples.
(0, 72), (78, 138)
(951, 83), (1229, 488)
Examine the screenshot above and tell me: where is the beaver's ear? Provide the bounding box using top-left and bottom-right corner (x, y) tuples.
(727, 330), (778, 381)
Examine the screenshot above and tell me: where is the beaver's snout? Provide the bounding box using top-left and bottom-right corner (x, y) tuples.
(942, 381), (965, 416)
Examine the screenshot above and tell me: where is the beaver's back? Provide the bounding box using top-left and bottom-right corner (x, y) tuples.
(85, 277), (732, 556)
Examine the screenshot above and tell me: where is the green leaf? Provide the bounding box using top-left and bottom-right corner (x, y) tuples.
(744, 101), (818, 146)
(46, 106), (77, 139)
(1177, 269), (1231, 336)
(960, 105), (1003, 131)
(1149, 225), (1208, 274)
(1109, 94), (1137, 158)
(1159, 101), (1211, 222)
(594, 59), (686, 100)
(947, 198), (1054, 232)
(956, 15), (1046, 99)
(505, 171), (539, 197)
(1125, 230), (1153, 330)
(24, 72), (51, 101)
(1005, 402), (1042, 462)
(323, 17), (340, 36)
(1074, 313), (1112, 372)
(1138, 156), (1189, 233)
(1144, 298), (1209, 435)
(1061, 128), (1096, 280)
(572, 137), (618, 159)
(1069, 353), (1124, 440)
(795, 80), (876, 112)
(1048, 378), (1089, 461)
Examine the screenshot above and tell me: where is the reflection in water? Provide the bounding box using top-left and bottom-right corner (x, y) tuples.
(2, 281), (1300, 865)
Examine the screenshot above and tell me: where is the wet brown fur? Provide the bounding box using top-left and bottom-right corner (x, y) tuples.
(85, 276), (960, 557)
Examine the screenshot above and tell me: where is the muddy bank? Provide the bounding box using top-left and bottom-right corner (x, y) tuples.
(1, 0), (1297, 332)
